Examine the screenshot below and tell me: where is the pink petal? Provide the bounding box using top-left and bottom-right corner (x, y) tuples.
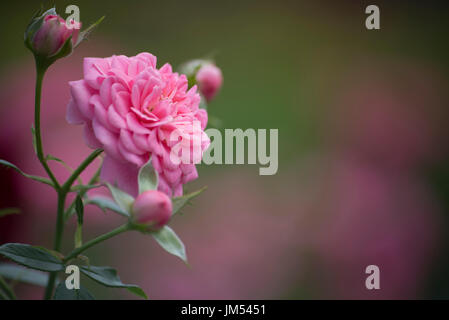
(100, 155), (139, 197)
(92, 118), (121, 160)
(182, 166), (198, 183)
(99, 77), (113, 106)
(119, 129), (146, 155)
(107, 104), (127, 130)
(157, 175), (172, 196)
(69, 80), (94, 119)
(126, 113), (151, 134)
(112, 90), (131, 117)
(118, 140), (146, 166)
(66, 98), (85, 124)
(83, 122), (102, 149)
(84, 57), (110, 90)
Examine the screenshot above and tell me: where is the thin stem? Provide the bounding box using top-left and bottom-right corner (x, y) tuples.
(53, 190), (67, 252)
(0, 276), (16, 300)
(63, 158), (103, 222)
(63, 224), (131, 263)
(33, 60), (65, 300)
(43, 273), (57, 300)
(43, 189), (67, 300)
(61, 149), (103, 193)
(34, 63), (60, 189)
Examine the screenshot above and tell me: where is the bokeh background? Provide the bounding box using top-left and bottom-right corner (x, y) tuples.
(0, 0), (448, 299)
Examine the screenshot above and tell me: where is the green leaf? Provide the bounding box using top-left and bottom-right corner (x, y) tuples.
(0, 288), (7, 300)
(49, 34), (73, 60)
(151, 226), (187, 263)
(75, 16), (105, 47)
(172, 187), (207, 216)
(86, 196), (130, 218)
(70, 184), (102, 193)
(0, 263), (54, 287)
(46, 155), (84, 185)
(178, 59), (203, 88)
(126, 287), (148, 300)
(0, 243), (64, 272)
(106, 183), (134, 214)
(199, 94), (208, 110)
(53, 282), (95, 300)
(138, 157), (158, 194)
(0, 159), (53, 187)
(0, 208), (20, 218)
(80, 266), (147, 299)
(45, 154), (64, 163)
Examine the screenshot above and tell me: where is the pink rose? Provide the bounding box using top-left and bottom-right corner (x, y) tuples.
(29, 13), (80, 57)
(196, 63), (223, 102)
(67, 53), (210, 197)
(132, 190), (172, 230)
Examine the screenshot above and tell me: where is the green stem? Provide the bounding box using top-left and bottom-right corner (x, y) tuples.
(43, 149), (102, 299)
(43, 190), (67, 300)
(34, 62), (60, 189)
(33, 59), (67, 300)
(0, 276), (16, 300)
(61, 149), (103, 193)
(64, 163), (102, 222)
(63, 224), (131, 263)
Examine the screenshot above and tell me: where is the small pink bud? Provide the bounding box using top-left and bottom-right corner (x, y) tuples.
(132, 190), (173, 230)
(31, 14), (79, 57)
(196, 63), (223, 102)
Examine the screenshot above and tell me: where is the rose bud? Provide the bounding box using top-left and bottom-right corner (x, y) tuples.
(32, 16), (79, 57)
(196, 63), (223, 102)
(132, 190), (173, 230)
(25, 8), (80, 59)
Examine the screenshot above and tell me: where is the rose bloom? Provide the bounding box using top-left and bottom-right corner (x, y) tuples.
(67, 53), (210, 197)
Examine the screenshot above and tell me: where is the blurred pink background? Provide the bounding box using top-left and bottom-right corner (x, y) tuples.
(1, 1), (449, 299)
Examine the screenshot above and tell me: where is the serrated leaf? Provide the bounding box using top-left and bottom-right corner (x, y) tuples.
(0, 208), (20, 218)
(0, 263), (54, 287)
(53, 282), (95, 300)
(0, 159), (53, 187)
(106, 183), (134, 214)
(80, 266), (147, 299)
(138, 157), (158, 194)
(0, 243), (64, 272)
(75, 16), (105, 47)
(151, 226), (187, 263)
(86, 196), (130, 218)
(172, 187), (207, 216)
